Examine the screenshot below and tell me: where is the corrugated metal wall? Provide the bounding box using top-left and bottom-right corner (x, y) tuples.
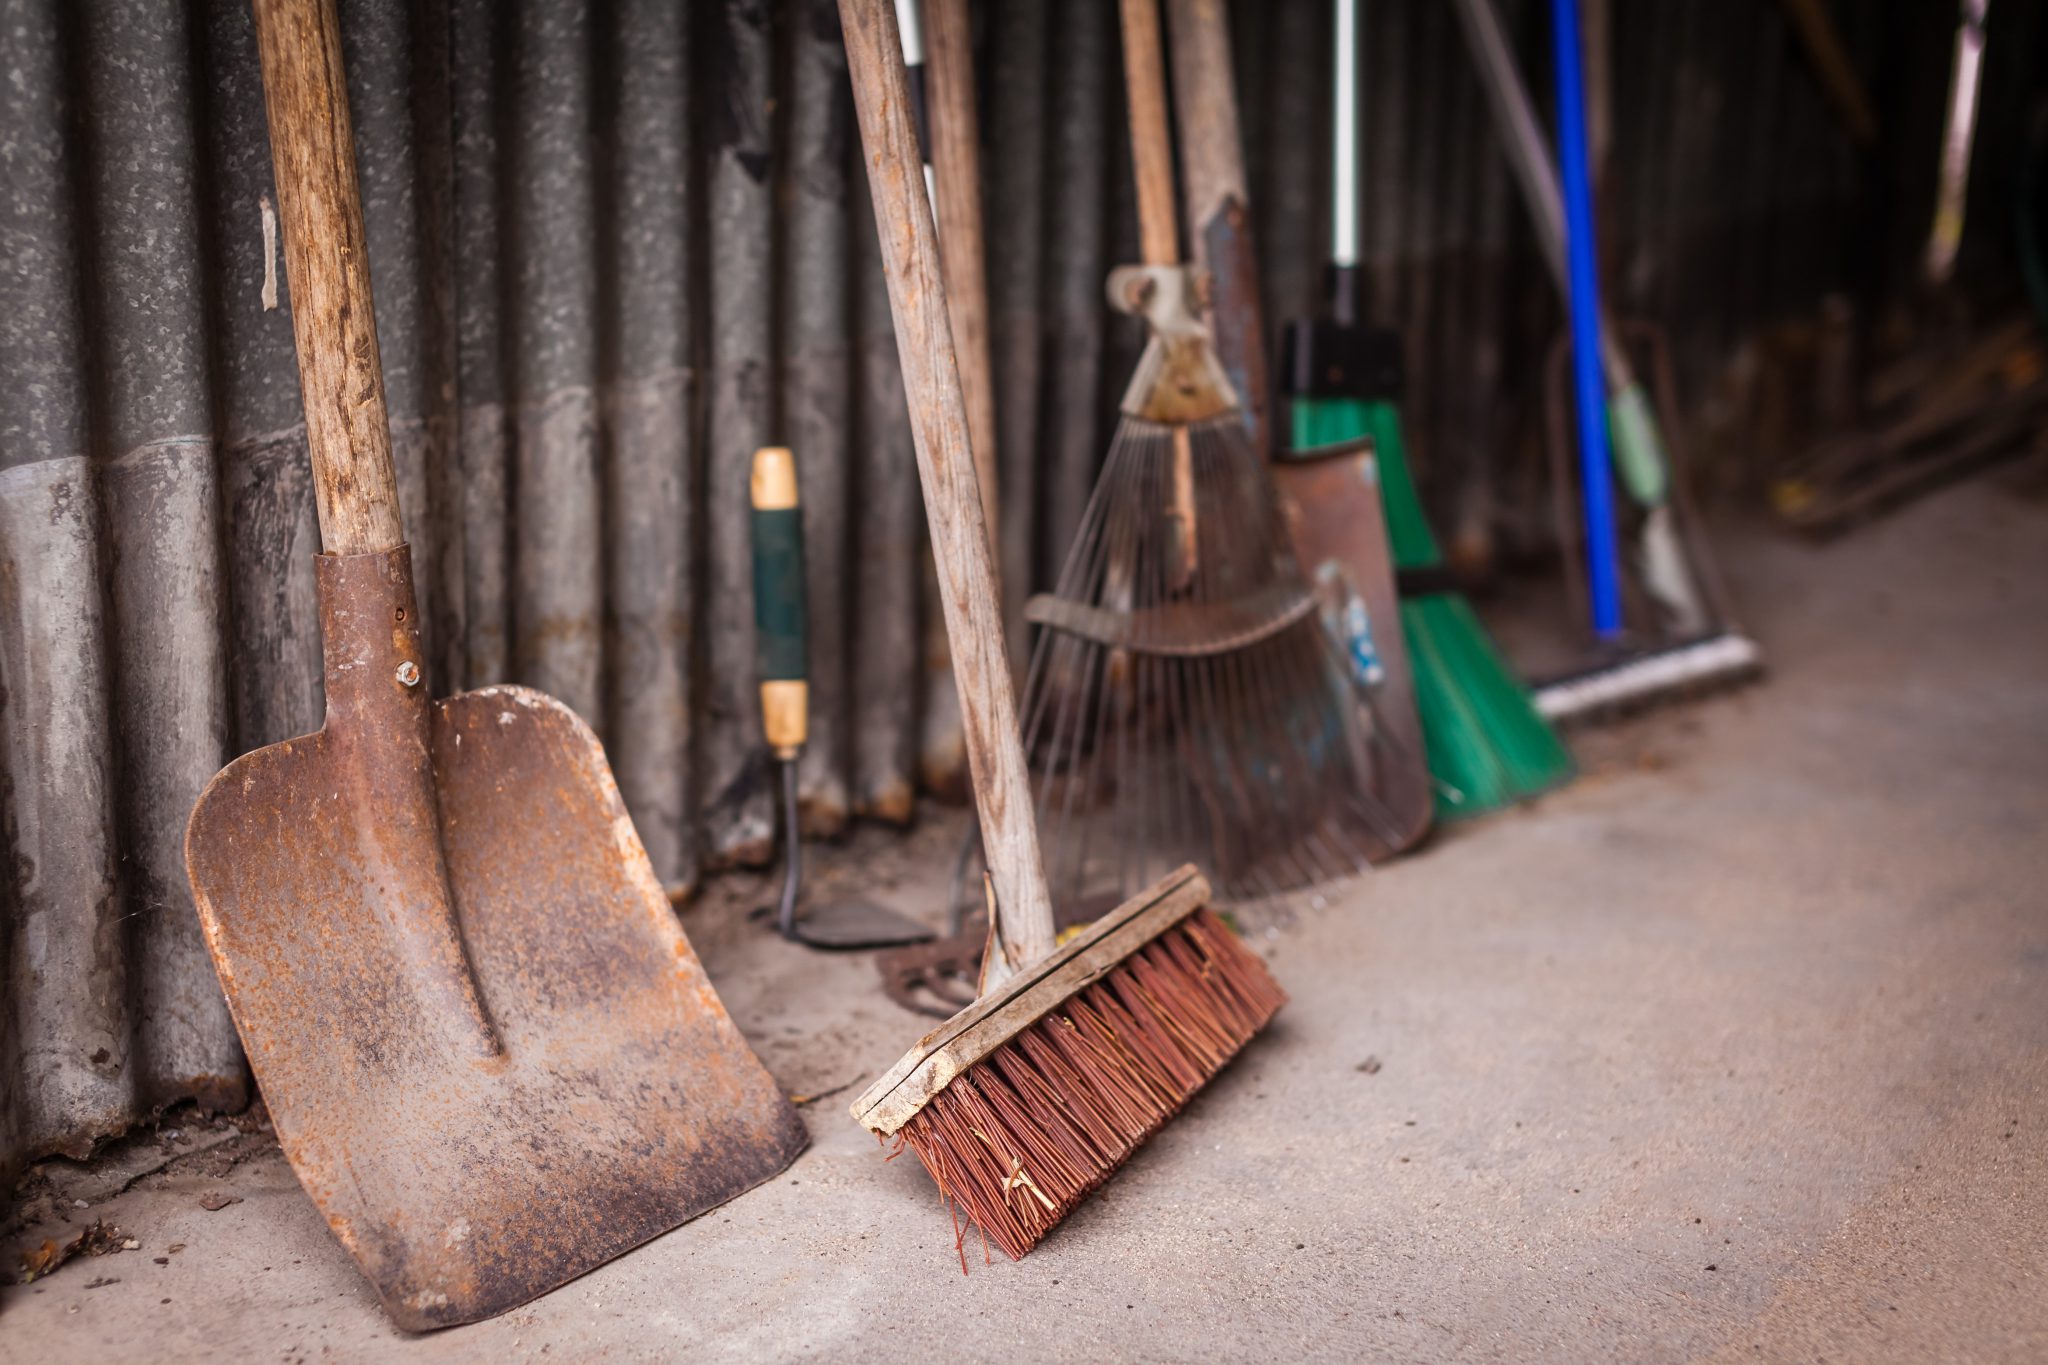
(0, 0), (1987, 1178)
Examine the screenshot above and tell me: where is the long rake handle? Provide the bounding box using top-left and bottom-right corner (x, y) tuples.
(254, 0), (404, 557)
(840, 0), (1057, 981)
(1120, 0), (1201, 583)
(1120, 0), (1180, 267)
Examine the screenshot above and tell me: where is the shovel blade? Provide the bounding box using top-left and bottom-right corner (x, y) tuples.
(186, 549), (805, 1330)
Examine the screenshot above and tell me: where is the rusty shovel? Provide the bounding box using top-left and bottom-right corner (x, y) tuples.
(182, 0), (805, 1331)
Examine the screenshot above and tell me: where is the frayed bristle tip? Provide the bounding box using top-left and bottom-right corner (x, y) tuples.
(898, 908), (1285, 1262)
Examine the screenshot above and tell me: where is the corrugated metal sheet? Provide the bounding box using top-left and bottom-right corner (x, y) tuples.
(0, 0), (1986, 1177)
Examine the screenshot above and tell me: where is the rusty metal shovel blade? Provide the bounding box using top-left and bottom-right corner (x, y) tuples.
(185, 547), (806, 1331)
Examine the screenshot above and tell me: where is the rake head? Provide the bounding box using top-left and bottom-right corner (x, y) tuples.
(1019, 410), (1410, 914)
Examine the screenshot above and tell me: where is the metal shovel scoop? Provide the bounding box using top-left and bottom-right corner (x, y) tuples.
(183, 1), (804, 1331)
(750, 447), (934, 950)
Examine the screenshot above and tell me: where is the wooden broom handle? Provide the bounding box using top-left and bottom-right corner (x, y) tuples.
(839, 0), (1057, 980)
(1120, 0), (1180, 267)
(922, 0), (1000, 570)
(254, 0), (404, 557)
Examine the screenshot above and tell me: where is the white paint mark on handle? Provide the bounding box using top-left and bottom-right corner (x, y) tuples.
(260, 194), (279, 311)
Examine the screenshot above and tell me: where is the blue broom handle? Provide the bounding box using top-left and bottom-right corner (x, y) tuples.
(1551, 0), (1622, 639)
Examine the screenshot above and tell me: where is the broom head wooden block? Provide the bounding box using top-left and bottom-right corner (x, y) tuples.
(851, 865), (1286, 1261)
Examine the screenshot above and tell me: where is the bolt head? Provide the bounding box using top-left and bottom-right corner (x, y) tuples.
(396, 661), (421, 688)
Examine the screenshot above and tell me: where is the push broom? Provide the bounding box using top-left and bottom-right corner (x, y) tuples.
(1453, 0), (1762, 721)
(1280, 0), (1574, 821)
(839, 0), (1286, 1261)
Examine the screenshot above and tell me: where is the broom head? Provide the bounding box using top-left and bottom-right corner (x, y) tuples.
(850, 865), (1285, 1262)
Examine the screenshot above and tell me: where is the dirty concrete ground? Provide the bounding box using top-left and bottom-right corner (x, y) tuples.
(4, 477), (2045, 1362)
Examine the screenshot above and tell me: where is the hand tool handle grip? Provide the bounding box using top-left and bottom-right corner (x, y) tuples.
(840, 0), (1057, 982)
(1120, 0), (1180, 266)
(751, 448), (809, 758)
(253, 0), (404, 556)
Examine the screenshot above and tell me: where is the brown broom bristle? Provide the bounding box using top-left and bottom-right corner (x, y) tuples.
(897, 907), (1286, 1263)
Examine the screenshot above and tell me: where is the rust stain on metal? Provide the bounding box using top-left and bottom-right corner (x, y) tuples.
(1199, 199), (1269, 454)
(1272, 447), (1433, 855)
(183, 546), (806, 1331)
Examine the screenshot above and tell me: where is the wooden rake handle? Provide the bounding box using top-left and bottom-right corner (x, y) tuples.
(254, 0), (404, 557)
(839, 0), (1057, 982)
(1121, 0), (1202, 584)
(1121, 0), (1180, 267)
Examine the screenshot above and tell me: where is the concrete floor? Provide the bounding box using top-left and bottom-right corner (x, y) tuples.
(5, 477), (2046, 1362)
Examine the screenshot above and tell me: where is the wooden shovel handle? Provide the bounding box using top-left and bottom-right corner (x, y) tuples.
(1120, 0), (1180, 267)
(254, 0), (404, 557)
(839, 0), (1057, 980)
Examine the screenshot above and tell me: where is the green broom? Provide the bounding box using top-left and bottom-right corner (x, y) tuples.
(1279, 0), (1571, 819)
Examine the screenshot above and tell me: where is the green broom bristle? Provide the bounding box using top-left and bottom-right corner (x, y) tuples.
(1291, 396), (1573, 818)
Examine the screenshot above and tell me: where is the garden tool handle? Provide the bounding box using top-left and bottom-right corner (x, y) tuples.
(1120, 0), (1180, 267)
(253, 0), (405, 557)
(839, 0), (1057, 983)
(922, 0), (1002, 560)
(750, 448), (809, 761)
(1122, 0), (1202, 588)
(1450, 0), (1666, 505)
(1166, 0), (1251, 246)
(1165, 0), (1272, 459)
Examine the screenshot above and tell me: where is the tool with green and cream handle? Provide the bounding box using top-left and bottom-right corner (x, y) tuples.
(751, 447), (934, 949)
(751, 447), (810, 765)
